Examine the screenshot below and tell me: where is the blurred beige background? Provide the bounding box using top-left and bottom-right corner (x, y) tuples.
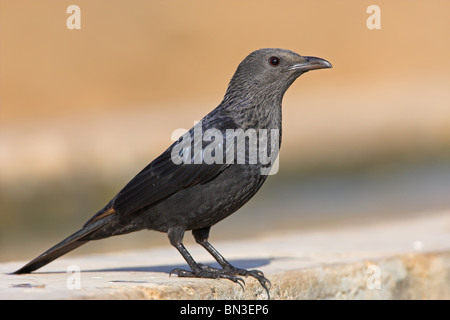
(1, 1), (450, 261)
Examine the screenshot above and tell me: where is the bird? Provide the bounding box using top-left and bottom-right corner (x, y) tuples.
(13, 48), (331, 296)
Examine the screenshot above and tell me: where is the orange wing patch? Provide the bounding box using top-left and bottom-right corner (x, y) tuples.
(89, 207), (117, 224)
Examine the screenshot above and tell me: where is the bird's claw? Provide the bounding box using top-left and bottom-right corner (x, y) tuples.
(169, 267), (246, 290)
(226, 267), (271, 299)
(170, 265), (270, 299)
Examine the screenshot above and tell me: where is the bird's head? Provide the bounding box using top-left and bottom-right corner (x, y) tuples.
(225, 48), (332, 102)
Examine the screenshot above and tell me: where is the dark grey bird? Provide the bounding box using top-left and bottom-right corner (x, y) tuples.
(13, 48), (331, 295)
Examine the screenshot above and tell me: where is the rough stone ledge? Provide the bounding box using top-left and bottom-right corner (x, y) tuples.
(1, 212), (449, 299)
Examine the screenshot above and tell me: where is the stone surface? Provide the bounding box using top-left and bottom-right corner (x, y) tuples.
(1, 212), (449, 299)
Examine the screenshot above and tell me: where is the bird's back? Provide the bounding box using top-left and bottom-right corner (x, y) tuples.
(86, 107), (278, 237)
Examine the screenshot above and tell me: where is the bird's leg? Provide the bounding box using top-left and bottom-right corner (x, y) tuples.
(192, 227), (271, 297)
(167, 226), (244, 288)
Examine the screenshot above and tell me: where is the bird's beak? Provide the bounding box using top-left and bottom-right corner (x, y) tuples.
(286, 56), (332, 73)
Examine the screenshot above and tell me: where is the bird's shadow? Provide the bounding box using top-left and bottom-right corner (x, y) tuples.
(84, 258), (272, 274)
(7, 258), (275, 276)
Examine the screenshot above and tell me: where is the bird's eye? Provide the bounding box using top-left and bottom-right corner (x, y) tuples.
(269, 56), (280, 66)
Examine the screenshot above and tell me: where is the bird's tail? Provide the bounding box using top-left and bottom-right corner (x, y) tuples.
(13, 218), (108, 274)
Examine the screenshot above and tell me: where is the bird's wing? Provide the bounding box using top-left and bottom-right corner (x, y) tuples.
(106, 116), (237, 217)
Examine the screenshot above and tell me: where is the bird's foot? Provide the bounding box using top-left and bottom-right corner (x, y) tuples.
(223, 266), (271, 298)
(169, 264), (270, 298)
(169, 266), (245, 290)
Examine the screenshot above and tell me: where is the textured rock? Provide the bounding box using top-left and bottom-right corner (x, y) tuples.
(1, 212), (449, 299)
